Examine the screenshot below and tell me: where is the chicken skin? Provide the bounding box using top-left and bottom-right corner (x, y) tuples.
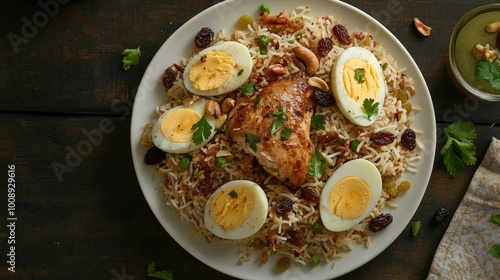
(227, 76), (313, 186)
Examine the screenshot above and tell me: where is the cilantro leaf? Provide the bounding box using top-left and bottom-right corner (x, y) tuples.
(191, 115), (212, 146)
(271, 105), (287, 135)
(411, 220), (422, 237)
(229, 190), (238, 198)
(271, 105), (287, 121)
(280, 128), (292, 140)
(440, 120), (477, 177)
(245, 134), (260, 152)
(308, 151), (326, 179)
(362, 98), (379, 120)
(253, 97), (261, 110)
(491, 214), (500, 226)
(148, 262), (173, 280)
(354, 68), (365, 83)
(490, 243), (500, 258)
(122, 47), (141, 71)
(475, 60), (500, 90)
(311, 114), (325, 130)
(240, 82), (255, 96)
(271, 117), (284, 135)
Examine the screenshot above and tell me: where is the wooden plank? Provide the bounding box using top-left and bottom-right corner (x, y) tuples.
(0, 0), (214, 115)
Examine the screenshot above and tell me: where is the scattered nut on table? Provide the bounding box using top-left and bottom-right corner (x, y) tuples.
(414, 17), (431, 36)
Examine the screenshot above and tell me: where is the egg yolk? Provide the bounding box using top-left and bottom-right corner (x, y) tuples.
(342, 58), (380, 105)
(160, 108), (201, 143)
(188, 50), (236, 91)
(210, 187), (254, 231)
(329, 176), (371, 220)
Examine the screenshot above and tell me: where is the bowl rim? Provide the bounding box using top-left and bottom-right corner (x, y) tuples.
(447, 3), (500, 102)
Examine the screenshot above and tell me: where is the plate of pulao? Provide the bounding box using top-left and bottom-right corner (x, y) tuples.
(130, 0), (436, 279)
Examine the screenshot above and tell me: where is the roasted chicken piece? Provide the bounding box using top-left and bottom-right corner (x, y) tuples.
(227, 76), (313, 186)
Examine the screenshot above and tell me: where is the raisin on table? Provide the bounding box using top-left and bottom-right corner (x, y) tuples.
(433, 208), (449, 225)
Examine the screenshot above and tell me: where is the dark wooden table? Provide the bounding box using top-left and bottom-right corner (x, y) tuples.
(1, 0), (499, 279)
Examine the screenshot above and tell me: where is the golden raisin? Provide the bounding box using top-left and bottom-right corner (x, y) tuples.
(276, 257), (291, 273)
(397, 89), (409, 102)
(402, 102), (412, 114)
(387, 187), (399, 198)
(382, 176), (396, 190)
(398, 180), (411, 192)
(252, 239), (266, 250)
(237, 15), (254, 29)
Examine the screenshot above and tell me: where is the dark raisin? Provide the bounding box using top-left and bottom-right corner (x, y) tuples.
(144, 146), (166, 165)
(311, 90), (335, 107)
(286, 230), (306, 247)
(369, 213), (393, 232)
(317, 131), (339, 147)
(317, 38), (334, 57)
(272, 198), (293, 216)
(301, 188), (320, 203)
(497, 33), (500, 50)
(370, 131), (396, 145)
(194, 27), (214, 48)
(162, 68), (176, 89)
(173, 63), (185, 73)
(401, 128), (417, 150)
(332, 24), (352, 45)
(433, 208), (449, 225)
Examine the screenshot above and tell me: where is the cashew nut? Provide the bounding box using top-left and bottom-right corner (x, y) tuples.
(206, 100), (222, 119)
(215, 114), (227, 129)
(266, 64), (286, 75)
(485, 21), (500, 33)
(292, 46), (319, 75)
(413, 17), (431, 36)
(307, 77), (329, 92)
(216, 150), (232, 157)
(221, 98), (235, 113)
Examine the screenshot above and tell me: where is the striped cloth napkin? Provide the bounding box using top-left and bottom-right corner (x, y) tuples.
(427, 137), (500, 280)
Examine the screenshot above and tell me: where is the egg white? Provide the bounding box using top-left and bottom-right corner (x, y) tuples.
(332, 47), (387, 126)
(319, 159), (382, 232)
(151, 98), (216, 153)
(204, 180), (268, 240)
(183, 41), (252, 96)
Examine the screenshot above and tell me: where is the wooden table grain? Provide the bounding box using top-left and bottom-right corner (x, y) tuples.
(1, 1), (499, 279)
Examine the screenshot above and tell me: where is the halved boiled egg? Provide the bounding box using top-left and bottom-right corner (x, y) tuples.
(319, 159), (382, 232)
(331, 47), (387, 126)
(151, 98), (216, 153)
(183, 41), (253, 96)
(204, 180), (268, 240)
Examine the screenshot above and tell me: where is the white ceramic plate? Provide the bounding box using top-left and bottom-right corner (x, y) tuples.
(130, 0), (436, 279)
